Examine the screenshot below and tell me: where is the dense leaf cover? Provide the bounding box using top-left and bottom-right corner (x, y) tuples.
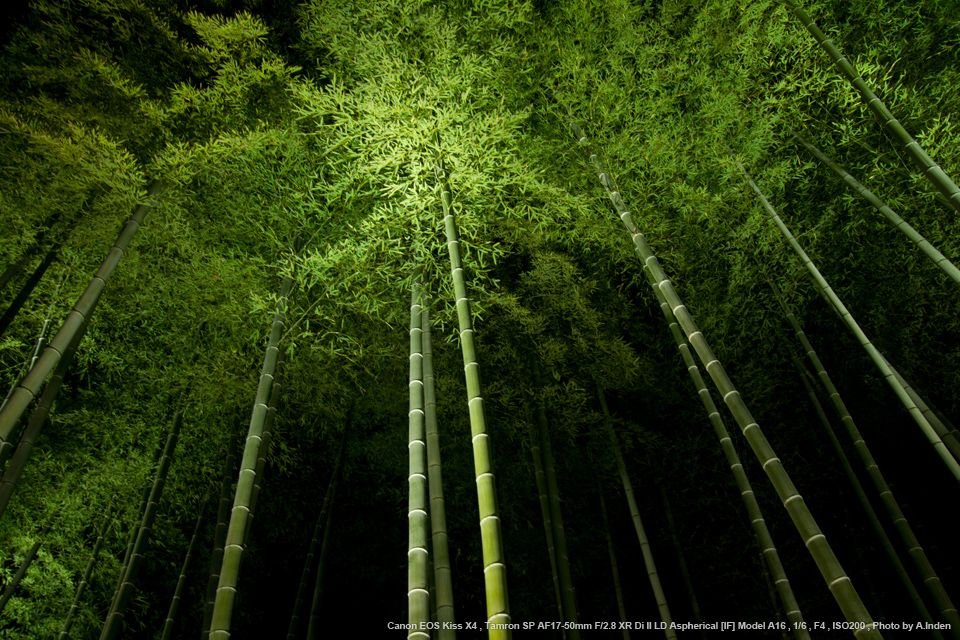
(0, 0), (958, 638)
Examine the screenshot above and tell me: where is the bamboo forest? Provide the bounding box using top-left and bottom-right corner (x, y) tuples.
(1, 0), (959, 637)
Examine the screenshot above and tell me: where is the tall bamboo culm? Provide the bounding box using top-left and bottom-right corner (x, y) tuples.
(792, 131), (960, 285)
(645, 269), (810, 639)
(161, 493), (211, 640)
(209, 274), (293, 640)
(202, 432), (238, 640)
(789, 355), (944, 639)
(408, 268), (430, 640)
(597, 389), (676, 640)
(733, 156), (960, 486)
(245, 352), (284, 547)
(60, 501), (113, 640)
(101, 412), (180, 640)
(568, 114), (882, 638)
(422, 300), (457, 638)
(287, 420), (349, 640)
(0, 180), (163, 446)
(0, 506), (60, 614)
(435, 135), (511, 638)
(770, 283), (960, 636)
(781, 0), (960, 214)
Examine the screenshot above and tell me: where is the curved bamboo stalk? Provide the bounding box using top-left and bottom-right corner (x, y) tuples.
(435, 134), (511, 637)
(645, 248), (810, 639)
(422, 300), (457, 637)
(791, 130), (960, 285)
(0, 180), (163, 445)
(771, 283), (960, 635)
(523, 400), (563, 626)
(101, 411), (181, 640)
(597, 389), (676, 640)
(781, 0), (960, 214)
(202, 432), (238, 640)
(0, 321), (87, 521)
(789, 354), (944, 639)
(408, 268), (430, 640)
(288, 417), (349, 640)
(568, 114), (881, 638)
(0, 505), (61, 614)
(734, 155), (960, 485)
(161, 493), (212, 640)
(532, 360), (580, 638)
(60, 500), (114, 640)
(209, 274), (293, 640)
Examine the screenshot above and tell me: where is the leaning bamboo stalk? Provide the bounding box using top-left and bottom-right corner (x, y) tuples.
(161, 493), (212, 640)
(532, 360), (580, 639)
(210, 274), (293, 640)
(790, 355), (944, 639)
(660, 487), (706, 640)
(595, 468), (629, 640)
(101, 412), (181, 640)
(523, 400), (563, 626)
(882, 361), (960, 463)
(792, 130), (960, 285)
(781, 0), (960, 214)
(202, 432), (238, 640)
(245, 353), (285, 547)
(0, 181), (163, 445)
(422, 300), (457, 638)
(305, 463), (341, 640)
(646, 260), (810, 639)
(597, 389), (675, 639)
(435, 134), (511, 637)
(734, 155), (960, 485)
(770, 282), (960, 635)
(60, 501), (114, 640)
(408, 268), (430, 640)
(0, 245), (59, 340)
(288, 418), (349, 640)
(568, 114), (881, 638)
(0, 506), (61, 614)
(0, 321), (87, 521)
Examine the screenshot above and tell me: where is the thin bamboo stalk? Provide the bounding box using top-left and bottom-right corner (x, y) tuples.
(0, 505), (61, 614)
(568, 114), (881, 638)
(210, 273), (293, 640)
(734, 155), (960, 485)
(781, 0), (960, 214)
(659, 487), (706, 640)
(422, 299), (456, 638)
(0, 245), (59, 339)
(161, 493), (212, 640)
(435, 134), (511, 637)
(245, 353), (284, 547)
(789, 354), (943, 639)
(792, 130), (960, 285)
(101, 411), (181, 640)
(599, 486), (629, 640)
(882, 361), (960, 463)
(60, 500), (113, 640)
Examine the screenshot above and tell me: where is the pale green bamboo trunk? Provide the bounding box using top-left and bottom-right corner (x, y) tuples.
(569, 114), (881, 638)
(597, 389), (676, 640)
(789, 354), (944, 639)
(408, 268), (431, 640)
(770, 283), (960, 636)
(60, 501), (113, 640)
(422, 300), (457, 638)
(161, 493), (211, 640)
(645, 249), (810, 640)
(781, 0), (960, 214)
(245, 353), (284, 547)
(0, 180), (163, 445)
(210, 274), (293, 640)
(435, 137), (511, 638)
(101, 412), (180, 640)
(733, 155), (960, 486)
(793, 131), (960, 284)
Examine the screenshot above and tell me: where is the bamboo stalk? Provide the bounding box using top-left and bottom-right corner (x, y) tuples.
(0, 505), (61, 614)
(408, 268), (430, 640)
(202, 432), (238, 640)
(161, 493), (212, 640)
(60, 500), (113, 640)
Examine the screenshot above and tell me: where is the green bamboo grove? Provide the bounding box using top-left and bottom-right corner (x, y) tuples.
(1, 0), (959, 638)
